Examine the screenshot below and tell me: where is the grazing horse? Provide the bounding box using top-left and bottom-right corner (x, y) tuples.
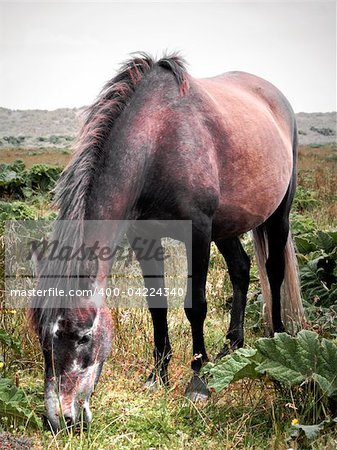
(29, 53), (305, 430)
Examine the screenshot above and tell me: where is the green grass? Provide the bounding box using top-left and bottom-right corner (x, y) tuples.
(1, 145), (337, 449)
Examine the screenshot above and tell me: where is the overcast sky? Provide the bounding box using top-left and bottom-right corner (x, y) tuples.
(0, 1), (335, 112)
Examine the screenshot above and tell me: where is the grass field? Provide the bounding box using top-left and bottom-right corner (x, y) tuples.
(0, 143), (336, 449)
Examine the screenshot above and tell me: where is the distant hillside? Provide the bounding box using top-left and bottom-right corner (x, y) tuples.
(296, 112), (336, 145)
(0, 107), (335, 148)
(0, 107), (81, 149)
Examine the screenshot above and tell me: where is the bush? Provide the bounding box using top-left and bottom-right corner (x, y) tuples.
(293, 186), (318, 212)
(295, 230), (337, 307)
(290, 212), (316, 236)
(204, 331), (337, 397)
(0, 161), (63, 199)
(0, 161), (26, 198)
(0, 329), (42, 428)
(0, 202), (37, 232)
(25, 164), (62, 193)
(1, 136), (25, 146)
(310, 126), (335, 137)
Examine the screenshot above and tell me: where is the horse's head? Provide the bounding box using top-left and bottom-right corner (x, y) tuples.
(46, 305), (111, 431)
(28, 226), (116, 431)
(30, 291), (112, 431)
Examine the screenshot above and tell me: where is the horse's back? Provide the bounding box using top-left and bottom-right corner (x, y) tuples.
(193, 72), (296, 238)
(196, 71), (295, 144)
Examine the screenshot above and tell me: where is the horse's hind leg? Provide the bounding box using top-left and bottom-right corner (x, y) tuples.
(184, 217), (212, 401)
(255, 185), (294, 333)
(215, 237), (251, 359)
(128, 233), (171, 388)
(264, 210), (290, 333)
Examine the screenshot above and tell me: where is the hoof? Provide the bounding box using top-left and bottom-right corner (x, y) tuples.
(143, 368), (169, 390)
(143, 369), (158, 391)
(274, 325), (286, 333)
(144, 379), (158, 391)
(186, 391), (210, 402)
(185, 374), (210, 402)
(215, 344), (230, 361)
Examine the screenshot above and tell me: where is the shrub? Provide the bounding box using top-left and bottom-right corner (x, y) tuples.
(2, 136), (25, 146)
(293, 186), (318, 212)
(0, 329), (41, 428)
(203, 331), (337, 438)
(295, 230), (337, 306)
(204, 330), (337, 396)
(0, 161), (26, 198)
(25, 164), (62, 193)
(0, 202), (37, 232)
(0, 161), (63, 199)
(310, 126), (335, 137)
(0, 378), (42, 428)
(290, 212), (316, 236)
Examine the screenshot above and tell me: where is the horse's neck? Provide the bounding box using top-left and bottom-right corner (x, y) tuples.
(86, 70), (176, 222)
(86, 130), (148, 222)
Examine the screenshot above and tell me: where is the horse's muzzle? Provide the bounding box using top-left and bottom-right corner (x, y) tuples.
(45, 387), (92, 432)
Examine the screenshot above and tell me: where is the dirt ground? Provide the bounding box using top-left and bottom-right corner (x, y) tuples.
(0, 147), (70, 168)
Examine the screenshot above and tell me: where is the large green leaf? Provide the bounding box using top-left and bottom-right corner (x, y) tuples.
(295, 230), (337, 256)
(204, 348), (260, 392)
(0, 378), (41, 427)
(300, 255), (337, 305)
(256, 331), (337, 397)
(295, 235), (317, 254)
(0, 167), (19, 185)
(206, 332), (337, 399)
(316, 231), (337, 254)
(290, 421), (327, 440)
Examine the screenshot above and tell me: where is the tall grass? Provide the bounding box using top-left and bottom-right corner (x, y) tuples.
(0, 145), (336, 449)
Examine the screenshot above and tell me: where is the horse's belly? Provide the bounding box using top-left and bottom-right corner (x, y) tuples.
(212, 144), (293, 239)
(212, 122), (293, 238)
(213, 201), (275, 239)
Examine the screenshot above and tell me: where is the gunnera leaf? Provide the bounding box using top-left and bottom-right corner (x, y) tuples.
(255, 331), (337, 397)
(204, 348), (260, 392)
(0, 378), (41, 427)
(290, 421), (326, 439)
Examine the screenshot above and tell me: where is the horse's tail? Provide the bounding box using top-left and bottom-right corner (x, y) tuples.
(252, 227), (306, 334)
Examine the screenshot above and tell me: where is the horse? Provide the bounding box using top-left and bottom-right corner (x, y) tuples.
(29, 53), (305, 431)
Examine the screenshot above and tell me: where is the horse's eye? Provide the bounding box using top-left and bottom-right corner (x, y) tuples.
(78, 334), (92, 345)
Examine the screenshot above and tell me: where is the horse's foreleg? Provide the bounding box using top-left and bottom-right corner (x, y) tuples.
(184, 218), (211, 401)
(145, 307), (171, 388)
(215, 237), (250, 359)
(128, 234), (171, 388)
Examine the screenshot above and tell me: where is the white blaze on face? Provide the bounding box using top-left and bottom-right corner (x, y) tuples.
(71, 358), (83, 373)
(51, 315), (62, 337)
